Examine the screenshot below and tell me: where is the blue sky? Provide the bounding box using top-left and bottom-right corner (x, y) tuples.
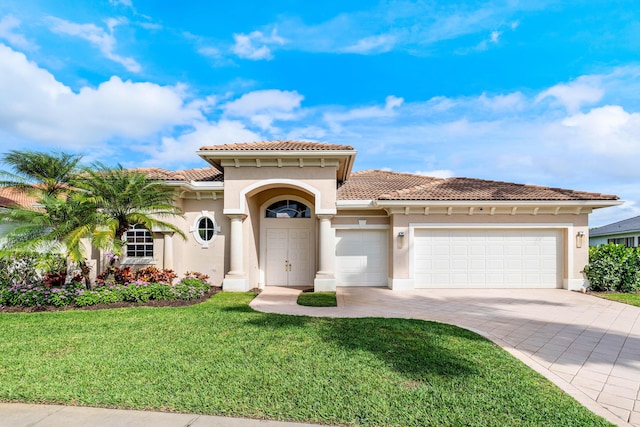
(0, 0), (639, 226)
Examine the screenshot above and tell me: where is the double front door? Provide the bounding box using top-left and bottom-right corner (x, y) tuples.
(266, 228), (312, 286)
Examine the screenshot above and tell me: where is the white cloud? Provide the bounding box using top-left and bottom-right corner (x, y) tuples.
(47, 16), (141, 72)
(231, 28), (285, 60)
(559, 105), (640, 154)
(109, 0), (133, 7)
(342, 34), (395, 54)
(414, 169), (455, 178)
(0, 43), (200, 147)
(324, 95), (404, 130)
(139, 120), (261, 167)
(198, 46), (221, 58)
(490, 30), (501, 43)
(536, 75), (604, 113)
(223, 89), (303, 131)
(0, 14), (35, 50)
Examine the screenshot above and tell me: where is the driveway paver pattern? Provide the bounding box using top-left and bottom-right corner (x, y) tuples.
(251, 287), (640, 427)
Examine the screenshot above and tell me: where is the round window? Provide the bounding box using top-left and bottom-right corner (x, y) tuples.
(198, 217), (215, 241)
(192, 212), (218, 247)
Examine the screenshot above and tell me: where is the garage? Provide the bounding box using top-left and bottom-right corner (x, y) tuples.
(413, 228), (562, 289)
(335, 229), (388, 286)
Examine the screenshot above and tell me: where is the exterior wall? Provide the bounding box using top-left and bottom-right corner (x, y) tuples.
(171, 198), (228, 285)
(590, 232), (640, 247)
(223, 166), (338, 213)
(388, 213), (590, 290)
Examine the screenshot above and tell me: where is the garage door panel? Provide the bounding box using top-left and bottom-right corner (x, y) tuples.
(335, 230), (388, 286)
(414, 229), (562, 289)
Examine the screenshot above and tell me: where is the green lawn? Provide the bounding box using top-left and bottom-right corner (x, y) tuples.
(297, 291), (337, 307)
(595, 292), (640, 307)
(0, 293), (610, 426)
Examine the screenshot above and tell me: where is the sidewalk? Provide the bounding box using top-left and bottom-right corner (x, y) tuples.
(0, 402), (330, 427)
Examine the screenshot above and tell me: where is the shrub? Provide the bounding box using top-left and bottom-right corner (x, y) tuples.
(95, 266), (177, 286)
(0, 253), (66, 288)
(584, 244), (640, 292)
(174, 278), (210, 300)
(0, 271), (211, 308)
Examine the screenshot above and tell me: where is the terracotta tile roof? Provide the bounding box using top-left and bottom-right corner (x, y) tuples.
(131, 167), (223, 182)
(199, 140), (354, 151)
(0, 187), (39, 208)
(337, 170), (441, 200)
(338, 170), (619, 202)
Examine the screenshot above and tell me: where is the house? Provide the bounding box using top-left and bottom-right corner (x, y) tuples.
(0, 141), (622, 291)
(589, 215), (640, 247)
(0, 187), (38, 238)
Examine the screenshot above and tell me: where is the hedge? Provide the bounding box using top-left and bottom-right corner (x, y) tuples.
(583, 244), (640, 292)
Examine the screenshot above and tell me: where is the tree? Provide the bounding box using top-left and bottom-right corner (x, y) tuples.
(0, 191), (107, 287)
(74, 164), (185, 262)
(0, 150), (82, 197)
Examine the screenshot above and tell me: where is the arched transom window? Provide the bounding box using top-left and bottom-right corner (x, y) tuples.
(265, 200), (311, 218)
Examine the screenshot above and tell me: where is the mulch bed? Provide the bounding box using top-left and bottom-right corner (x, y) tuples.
(0, 286), (224, 313)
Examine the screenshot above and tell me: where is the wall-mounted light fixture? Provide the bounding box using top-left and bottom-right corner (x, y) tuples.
(576, 231), (585, 248)
(397, 230), (406, 249)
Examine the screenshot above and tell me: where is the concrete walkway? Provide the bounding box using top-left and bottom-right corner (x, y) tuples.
(0, 402), (328, 427)
(251, 286), (640, 427)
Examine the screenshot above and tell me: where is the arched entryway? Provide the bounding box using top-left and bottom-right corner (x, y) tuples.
(260, 197), (315, 286)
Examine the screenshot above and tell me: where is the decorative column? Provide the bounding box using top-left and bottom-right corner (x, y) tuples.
(314, 214), (337, 291)
(163, 232), (174, 270)
(223, 214), (249, 291)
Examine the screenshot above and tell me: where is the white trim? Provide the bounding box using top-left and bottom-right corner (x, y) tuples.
(190, 211), (220, 248)
(336, 200), (375, 208)
(332, 224), (389, 230)
(224, 178), (336, 215)
(120, 258), (156, 265)
(165, 181), (224, 191)
(388, 278), (414, 291)
(409, 222), (573, 229)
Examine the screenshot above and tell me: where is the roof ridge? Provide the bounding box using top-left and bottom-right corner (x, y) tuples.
(200, 140), (354, 151)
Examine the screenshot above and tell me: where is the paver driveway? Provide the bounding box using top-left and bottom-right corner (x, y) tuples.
(251, 287), (640, 427)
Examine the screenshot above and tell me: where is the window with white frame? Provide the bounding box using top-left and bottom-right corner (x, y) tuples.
(125, 224), (153, 257)
(191, 211), (219, 248)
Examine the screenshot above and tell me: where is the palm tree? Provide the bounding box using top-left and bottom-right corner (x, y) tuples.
(0, 150), (82, 197)
(0, 191), (107, 287)
(74, 164), (185, 263)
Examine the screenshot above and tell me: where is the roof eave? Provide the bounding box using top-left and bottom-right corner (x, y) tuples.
(372, 200), (623, 208)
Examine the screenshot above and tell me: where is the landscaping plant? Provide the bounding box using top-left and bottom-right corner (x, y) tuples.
(584, 244), (640, 292)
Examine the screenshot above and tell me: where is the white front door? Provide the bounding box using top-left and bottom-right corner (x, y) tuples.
(266, 228), (313, 286)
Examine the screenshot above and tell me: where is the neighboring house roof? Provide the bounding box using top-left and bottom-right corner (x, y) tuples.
(337, 170), (618, 202)
(0, 187), (38, 208)
(590, 215), (640, 237)
(199, 140), (354, 151)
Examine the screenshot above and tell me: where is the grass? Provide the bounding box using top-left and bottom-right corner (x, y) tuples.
(595, 292), (640, 307)
(297, 291), (337, 307)
(0, 293), (610, 426)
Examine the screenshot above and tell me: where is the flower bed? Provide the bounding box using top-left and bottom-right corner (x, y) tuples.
(0, 269), (212, 309)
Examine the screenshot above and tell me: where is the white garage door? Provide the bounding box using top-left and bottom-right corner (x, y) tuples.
(413, 229), (562, 289)
(335, 229), (388, 286)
